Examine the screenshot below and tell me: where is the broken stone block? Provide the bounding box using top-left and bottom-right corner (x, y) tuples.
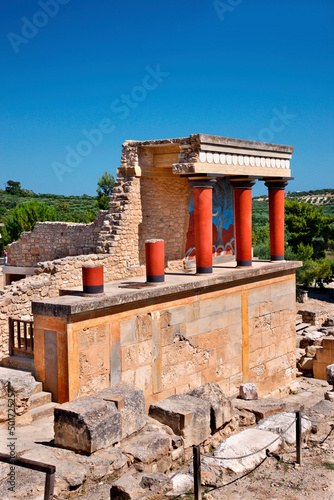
(110, 473), (145, 499)
(305, 345), (321, 357)
(93, 384), (146, 439)
(120, 429), (171, 464)
(139, 472), (170, 491)
(300, 332), (323, 348)
(326, 364), (334, 386)
(239, 383), (258, 401)
(54, 396), (122, 454)
(324, 316), (334, 327)
(188, 383), (233, 432)
(149, 394), (211, 448)
(0, 367), (36, 421)
(237, 409), (256, 427)
(298, 356), (313, 372)
(232, 398), (285, 422)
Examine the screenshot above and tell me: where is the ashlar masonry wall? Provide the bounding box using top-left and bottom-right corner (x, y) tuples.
(32, 268), (297, 405)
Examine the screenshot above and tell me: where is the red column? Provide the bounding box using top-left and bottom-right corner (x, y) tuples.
(82, 266), (104, 294)
(145, 239), (165, 282)
(265, 181), (288, 261)
(189, 179), (216, 274)
(231, 180), (256, 267)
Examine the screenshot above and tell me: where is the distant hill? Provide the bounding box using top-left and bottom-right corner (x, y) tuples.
(0, 191), (97, 224)
(253, 188), (334, 219)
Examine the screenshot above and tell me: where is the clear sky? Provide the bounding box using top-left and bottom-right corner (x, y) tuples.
(0, 0), (333, 197)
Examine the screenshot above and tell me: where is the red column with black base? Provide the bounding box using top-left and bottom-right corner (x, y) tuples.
(145, 239), (165, 283)
(82, 266), (104, 294)
(189, 179), (216, 274)
(232, 180), (256, 267)
(265, 180), (288, 261)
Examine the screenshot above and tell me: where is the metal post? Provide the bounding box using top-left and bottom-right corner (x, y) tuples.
(193, 445), (202, 500)
(296, 411), (302, 465)
(44, 470), (55, 499)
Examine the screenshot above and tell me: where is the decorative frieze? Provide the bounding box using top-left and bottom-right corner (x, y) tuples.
(199, 151), (290, 170)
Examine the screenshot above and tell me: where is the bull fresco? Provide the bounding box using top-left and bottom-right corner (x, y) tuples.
(185, 178), (235, 261)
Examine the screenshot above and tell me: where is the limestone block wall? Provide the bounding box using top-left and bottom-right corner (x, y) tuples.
(138, 176), (191, 268)
(33, 273), (297, 405)
(313, 338), (334, 380)
(7, 216), (106, 267)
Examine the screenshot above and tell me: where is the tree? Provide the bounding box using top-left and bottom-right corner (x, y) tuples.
(2, 200), (56, 245)
(96, 171), (115, 210)
(285, 199), (334, 258)
(5, 180), (23, 196)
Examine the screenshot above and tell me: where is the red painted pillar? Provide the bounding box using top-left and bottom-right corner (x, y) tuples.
(145, 239), (165, 282)
(231, 180), (256, 267)
(82, 266), (104, 294)
(265, 181), (288, 261)
(189, 179), (216, 274)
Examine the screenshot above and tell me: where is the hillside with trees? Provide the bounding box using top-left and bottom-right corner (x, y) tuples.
(253, 189), (334, 288)
(0, 173), (114, 250)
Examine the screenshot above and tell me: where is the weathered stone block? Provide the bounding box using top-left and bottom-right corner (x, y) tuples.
(326, 364), (334, 386)
(0, 368), (36, 421)
(54, 396), (122, 454)
(95, 384), (146, 439)
(239, 383), (258, 400)
(120, 430), (170, 464)
(149, 394), (211, 448)
(188, 383), (233, 432)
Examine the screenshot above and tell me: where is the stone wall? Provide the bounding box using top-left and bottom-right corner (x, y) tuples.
(7, 213), (107, 267)
(33, 272), (297, 405)
(138, 176), (191, 268)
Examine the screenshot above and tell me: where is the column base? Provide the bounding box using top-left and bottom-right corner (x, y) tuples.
(236, 260), (253, 267)
(270, 255), (285, 261)
(147, 275), (165, 283)
(83, 284), (104, 294)
(196, 267), (213, 274)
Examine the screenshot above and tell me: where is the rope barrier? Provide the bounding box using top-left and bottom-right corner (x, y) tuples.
(201, 414), (297, 461)
(125, 409), (334, 500)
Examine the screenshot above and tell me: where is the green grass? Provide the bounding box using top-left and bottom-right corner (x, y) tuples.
(323, 462), (334, 470)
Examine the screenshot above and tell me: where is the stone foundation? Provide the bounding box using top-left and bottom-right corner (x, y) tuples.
(32, 261), (298, 405)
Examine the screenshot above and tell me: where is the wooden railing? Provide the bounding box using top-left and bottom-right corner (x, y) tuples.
(9, 318), (34, 357)
(0, 452), (55, 499)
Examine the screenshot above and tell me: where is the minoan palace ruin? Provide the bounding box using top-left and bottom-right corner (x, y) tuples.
(2, 134), (300, 406)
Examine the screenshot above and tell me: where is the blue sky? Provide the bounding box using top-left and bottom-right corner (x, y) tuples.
(0, 0), (333, 197)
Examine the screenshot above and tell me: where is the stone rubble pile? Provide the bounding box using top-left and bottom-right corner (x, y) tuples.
(296, 312), (334, 377)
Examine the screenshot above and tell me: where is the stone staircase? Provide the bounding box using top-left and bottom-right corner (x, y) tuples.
(29, 379), (57, 421)
(0, 358), (57, 422)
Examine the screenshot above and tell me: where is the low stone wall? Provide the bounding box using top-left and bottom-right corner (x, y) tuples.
(299, 307), (334, 327)
(32, 264), (298, 405)
(7, 215), (106, 267)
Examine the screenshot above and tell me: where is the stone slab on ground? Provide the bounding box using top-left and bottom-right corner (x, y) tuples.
(0, 367), (36, 421)
(232, 397), (286, 422)
(188, 383), (233, 431)
(207, 428), (282, 474)
(307, 399), (334, 417)
(149, 394), (211, 448)
(256, 412), (312, 445)
(54, 395), (122, 454)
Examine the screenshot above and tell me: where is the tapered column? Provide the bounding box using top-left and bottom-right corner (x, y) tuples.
(231, 180), (256, 267)
(189, 179), (216, 274)
(265, 181), (288, 261)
